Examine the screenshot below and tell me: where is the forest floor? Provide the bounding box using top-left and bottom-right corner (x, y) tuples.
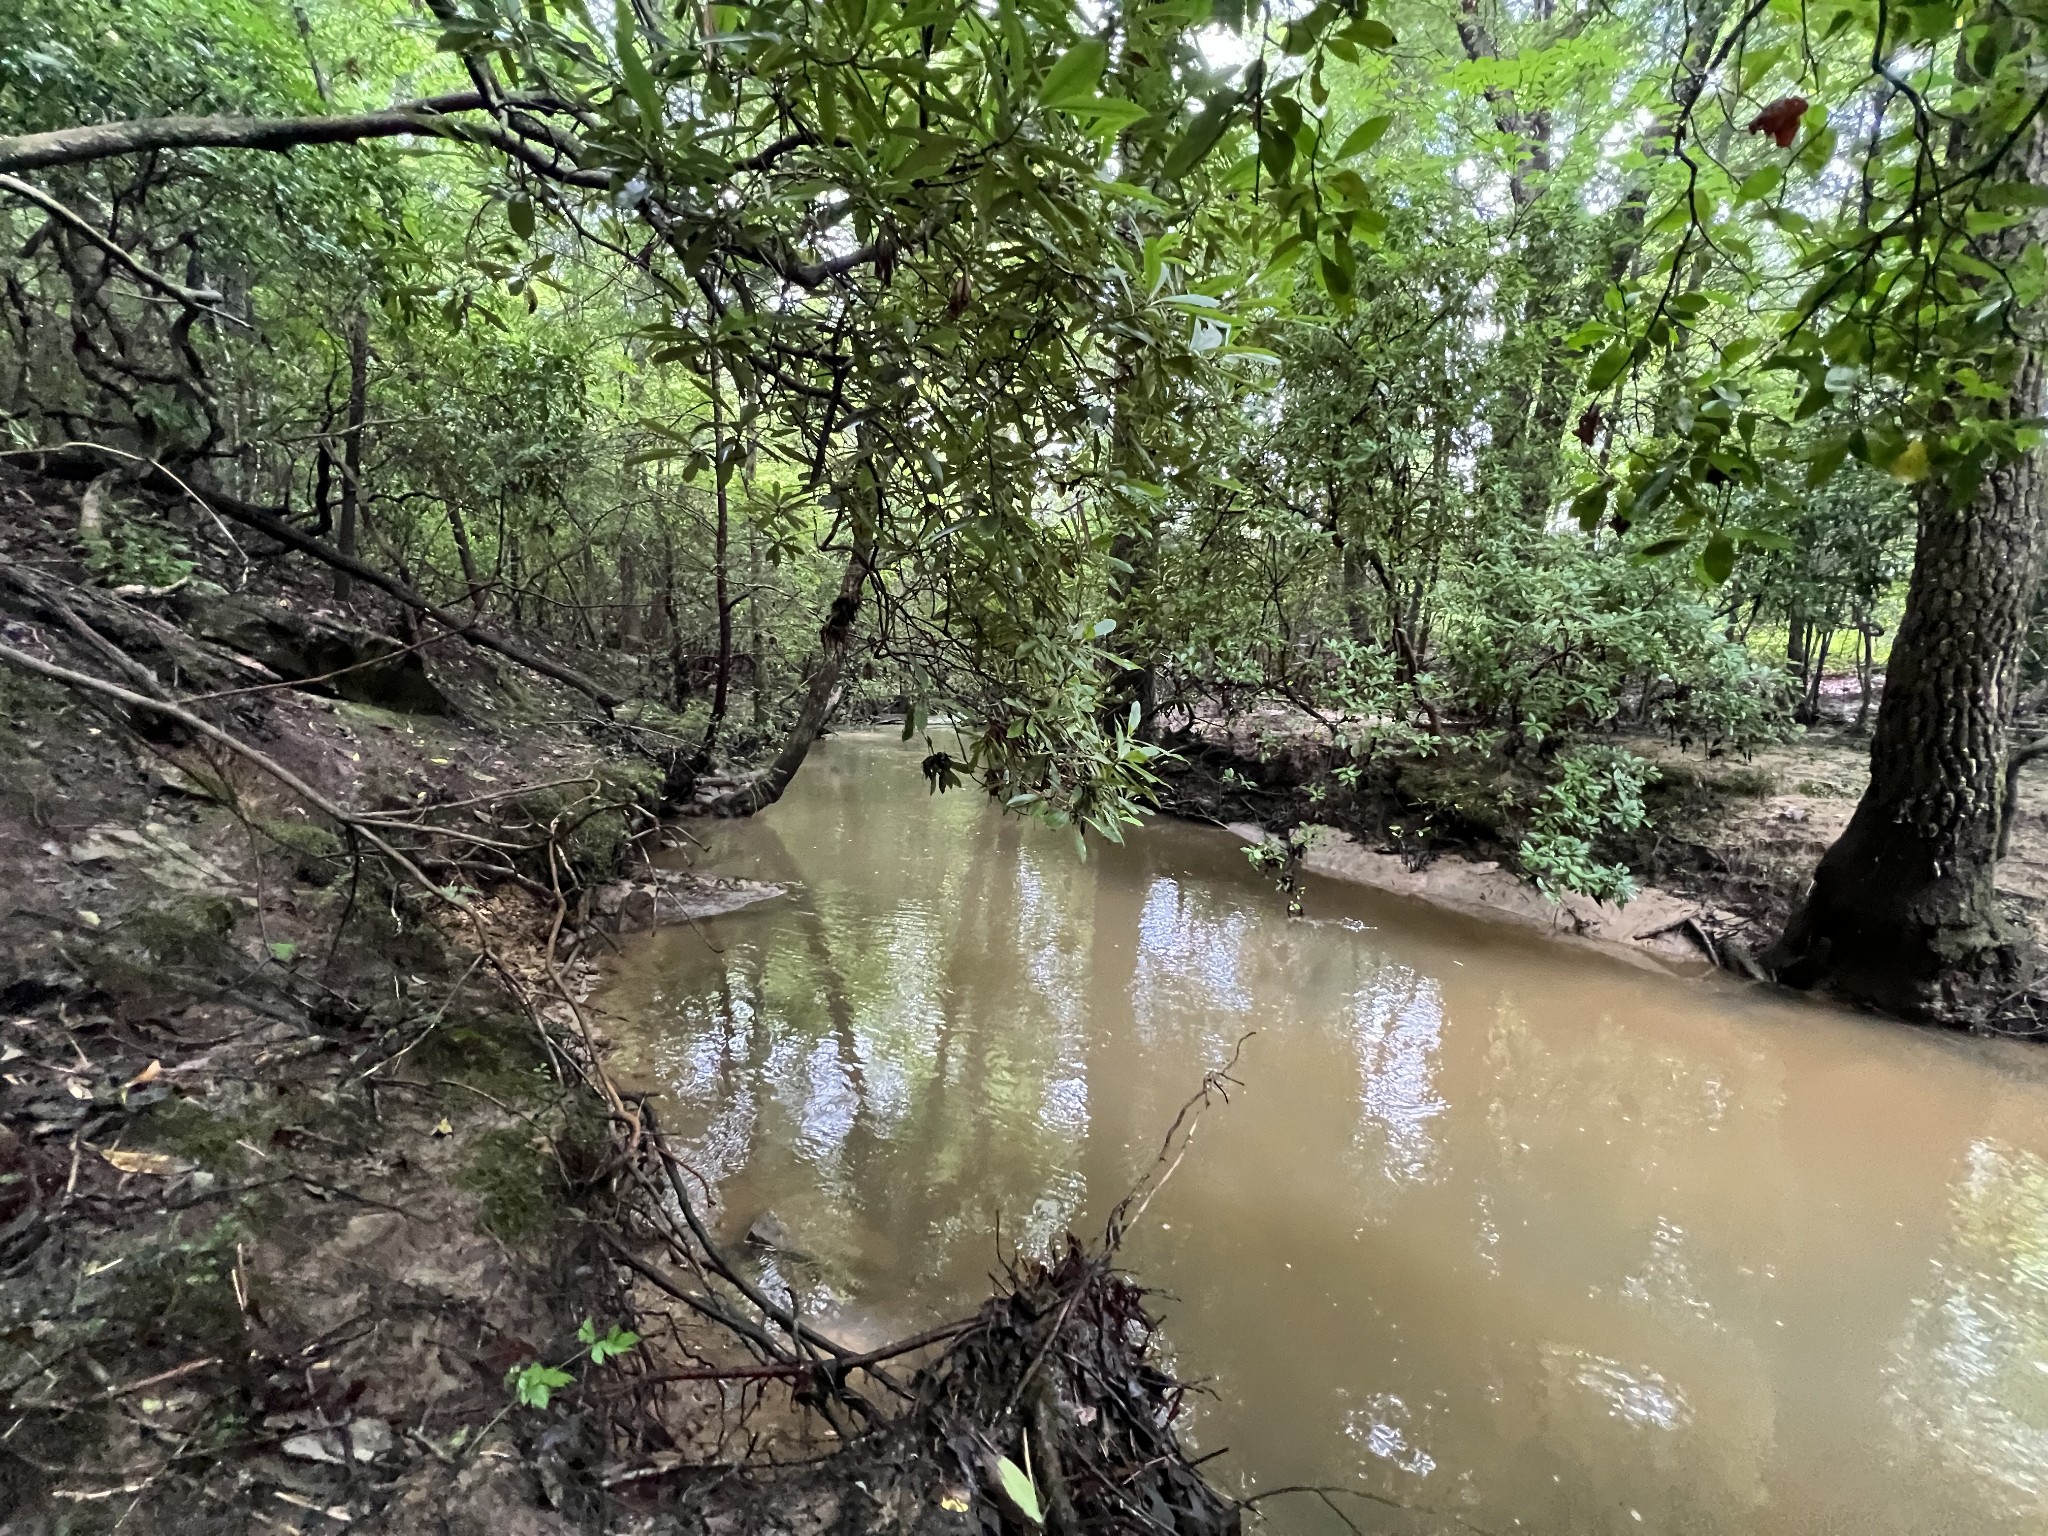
(1154, 696), (2048, 1030)
(0, 465), (1233, 1536)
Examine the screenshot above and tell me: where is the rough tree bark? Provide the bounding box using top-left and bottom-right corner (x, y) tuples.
(1766, 110), (2048, 1021)
(691, 531), (875, 818)
(1767, 359), (2048, 1018)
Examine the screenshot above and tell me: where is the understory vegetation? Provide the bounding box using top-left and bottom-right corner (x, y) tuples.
(11, 0), (2048, 1525)
(4, 0), (2048, 1083)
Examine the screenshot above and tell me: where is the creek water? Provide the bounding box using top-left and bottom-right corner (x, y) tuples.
(603, 733), (2048, 1534)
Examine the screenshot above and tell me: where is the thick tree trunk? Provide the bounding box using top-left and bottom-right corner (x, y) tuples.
(691, 532), (875, 818)
(1768, 105), (2048, 1022)
(333, 310), (368, 604)
(1766, 367), (2047, 1018)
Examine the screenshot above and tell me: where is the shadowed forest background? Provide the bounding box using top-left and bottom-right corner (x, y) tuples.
(8, 0), (2048, 1020)
(7, 0), (2048, 1527)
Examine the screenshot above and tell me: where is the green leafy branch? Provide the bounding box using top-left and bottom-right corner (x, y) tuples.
(505, 1317), (641, 1410)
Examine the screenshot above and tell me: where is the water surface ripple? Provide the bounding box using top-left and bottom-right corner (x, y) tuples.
(603, 734), (2048, 1534)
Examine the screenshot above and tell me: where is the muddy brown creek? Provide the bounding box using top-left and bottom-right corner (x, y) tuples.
(603, 733), (2048, 1534)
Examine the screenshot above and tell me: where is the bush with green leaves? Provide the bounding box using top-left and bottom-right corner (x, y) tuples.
(506, 1317), (640, 1410)
(84, 509), (196, 589)
(1517, 746), (1658, 906)
(1436, 539), (1785, 755)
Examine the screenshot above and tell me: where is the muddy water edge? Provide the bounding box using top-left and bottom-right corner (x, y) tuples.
(602, 732), (2048, 1535)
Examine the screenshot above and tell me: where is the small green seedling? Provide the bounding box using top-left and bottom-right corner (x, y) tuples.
(508, 1361), (573, 1408)
(578, 1317), (640, 1364)
(506, 1319), (640, 1409)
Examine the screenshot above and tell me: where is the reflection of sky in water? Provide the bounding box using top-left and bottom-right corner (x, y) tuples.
(1043, 1070), (1088, 1139)
(1021, 1178), (1086, 1255)
(1621, 1218), (1718, 1329)
(1135, 877), (1253, 1020)
(1544, 1345), (1694, 1430)
(1887, 1139), (2048, 1514)
(1343, 1391), (1439, 1478)
(1013, 852), (1091, 1139)
(799, 1036), (859, 1164)
(856, 1027), (914, 1132)
(690, 1087), (757, 1185)
(1348, 967), (1448, 1184)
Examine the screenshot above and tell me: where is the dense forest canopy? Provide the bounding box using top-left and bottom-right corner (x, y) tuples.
(4, 0), (2048, 1022)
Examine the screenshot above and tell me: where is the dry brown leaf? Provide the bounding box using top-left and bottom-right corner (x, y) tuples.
(1745, 95), (1810, 149)
(101, 1147), (194, 1177)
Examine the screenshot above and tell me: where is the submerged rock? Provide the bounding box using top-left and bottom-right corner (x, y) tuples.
(586, 872), (785, 933)
(744, 1209), (793, 1250)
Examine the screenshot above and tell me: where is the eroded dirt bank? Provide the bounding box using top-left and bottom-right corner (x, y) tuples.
(1154, 708), (2048, 1029)
(0, 467), (1231, 1536)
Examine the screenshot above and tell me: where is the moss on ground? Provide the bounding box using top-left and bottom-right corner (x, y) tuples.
(255, 816), (345, 884)
(122, 895), (240, 967)
(129, 1095), (259, 1173)
(461, 1125), (565, 1245)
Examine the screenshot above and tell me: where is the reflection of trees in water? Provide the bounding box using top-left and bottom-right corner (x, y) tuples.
(664, 784), (1109, 1297)
(1887, 1138), (2048, 1518)
(1343, 964), (1448, 1188)
(1131, 876), (1253, 1032)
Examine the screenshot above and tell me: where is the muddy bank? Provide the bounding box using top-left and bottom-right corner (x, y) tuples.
(0, 465), (1231, 1535)
(1155, 712), (2048, 1020)
(1219, 821), (1716, 973)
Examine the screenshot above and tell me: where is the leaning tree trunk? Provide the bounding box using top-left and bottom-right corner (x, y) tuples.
(1767, 356), (2047, 1019)
(691, 531), (875, 818)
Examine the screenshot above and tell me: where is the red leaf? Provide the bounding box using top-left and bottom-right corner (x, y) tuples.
(1574, 404), (1603, 446)
(1745, 96), (1809, 150)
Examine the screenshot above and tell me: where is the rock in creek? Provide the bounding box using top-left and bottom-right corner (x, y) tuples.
(742, 1208), (814, 1261)
(744, 1209), (793, 1249)
(587, 872), (785, 933)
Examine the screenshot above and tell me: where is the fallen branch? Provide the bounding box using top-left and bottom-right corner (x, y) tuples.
(4, 444), (619, 710)
(0, 91), (501, 174)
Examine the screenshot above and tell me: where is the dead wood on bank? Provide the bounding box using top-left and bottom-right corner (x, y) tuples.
(579, 1055), (1248, 1535)
(7, 443), (623, 710)
(0, 502), (1242, 1534)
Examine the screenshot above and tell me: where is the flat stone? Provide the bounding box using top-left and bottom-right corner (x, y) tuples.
(744, 1210), (792, 1250)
